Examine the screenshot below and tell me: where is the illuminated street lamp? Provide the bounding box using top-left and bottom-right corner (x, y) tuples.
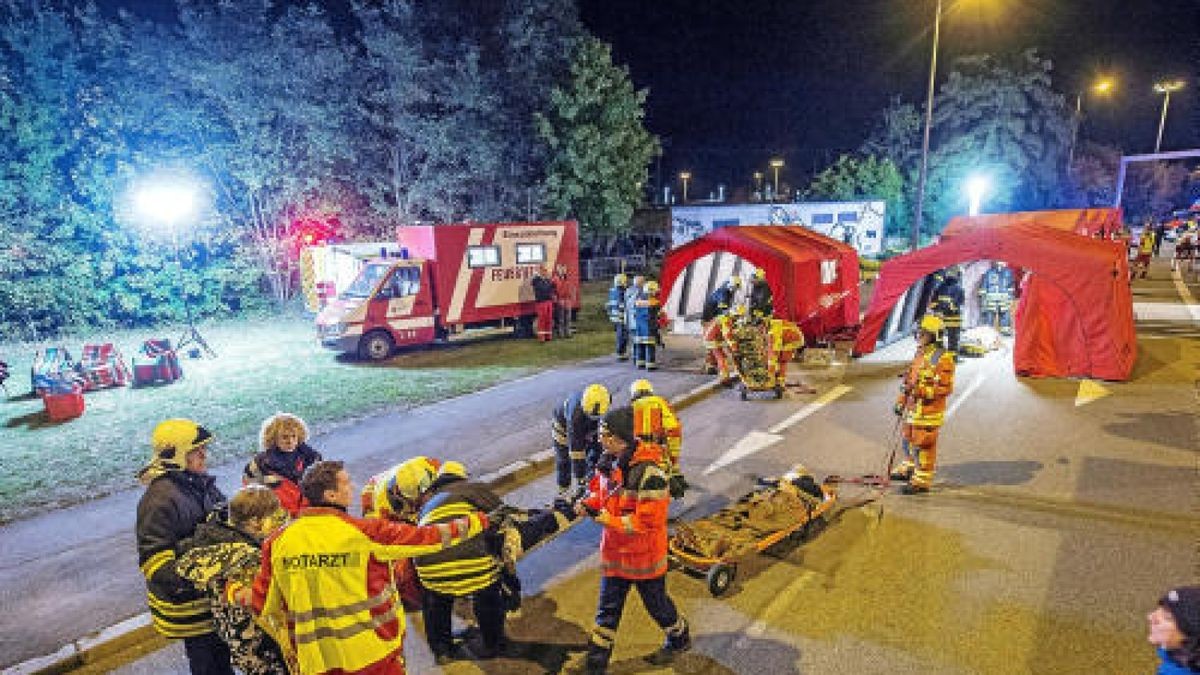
(135, 177), (216, 357)
(1068, 76), (1116, 173)
(679, 171), (692, 203)
(965, 174), (989, 216)
(768, 158), (784, 201)
(753, 171), (764, 196)
(1153, 79), (1185, 153)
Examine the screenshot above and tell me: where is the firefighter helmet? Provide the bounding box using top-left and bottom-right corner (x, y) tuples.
(729, 276), (743, 288)
(630, 378), (654, 398)
(644, 280), (660, 295)
(581, 384), (611, 420)
(730, 304), (747, 317)
(753, 268), (767, 281)
(151, 419), (213, 469)
(437, 461), (468, 481)
(385, 456), (439, 510)
(918, 314), (944, 335)
(613, 273), (628, 286)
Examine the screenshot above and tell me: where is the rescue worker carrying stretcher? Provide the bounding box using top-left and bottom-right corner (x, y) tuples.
(553, 384), (611, 500)
(702, 306), (739, 384)
(928, 268), (964, 357)
(606, 274), (629, 361)
(891, 315), (956, 494)
(701, 276), (741, 375)
(629, 379), (688, 498)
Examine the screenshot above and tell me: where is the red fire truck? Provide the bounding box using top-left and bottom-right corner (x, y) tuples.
(316, 221), (580, 360)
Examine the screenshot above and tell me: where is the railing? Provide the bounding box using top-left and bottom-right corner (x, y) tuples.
(581, 254), (649, 281)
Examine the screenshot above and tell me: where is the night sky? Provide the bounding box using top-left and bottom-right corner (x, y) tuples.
(578, 0), (1200, 198)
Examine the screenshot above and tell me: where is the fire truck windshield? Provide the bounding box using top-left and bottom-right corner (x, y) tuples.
(342, 263), (390, 299)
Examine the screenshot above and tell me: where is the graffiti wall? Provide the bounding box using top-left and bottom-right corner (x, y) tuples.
(670, 201), (885, 255)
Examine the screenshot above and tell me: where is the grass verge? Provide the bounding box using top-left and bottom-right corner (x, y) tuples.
(0, 282), (613, 522)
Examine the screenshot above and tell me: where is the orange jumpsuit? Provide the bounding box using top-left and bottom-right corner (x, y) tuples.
(702, 314), (736, 381)
(894, 344), (955, 490)
(766, 319), (804, 388)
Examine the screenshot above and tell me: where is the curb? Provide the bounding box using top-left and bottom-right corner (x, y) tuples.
(6, 379), (721, 675)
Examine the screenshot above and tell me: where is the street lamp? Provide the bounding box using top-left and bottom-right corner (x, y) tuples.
(768, 159), (784, 201)
(911, 0), (944, 252)
(135, 177), (216, 358)
(679, 171), (692, 203)
(965, 174), (989, 216)
(753, 171), (764, 196)
(1153, 79), (1185, 153)
(1067, 77), (1116, 173)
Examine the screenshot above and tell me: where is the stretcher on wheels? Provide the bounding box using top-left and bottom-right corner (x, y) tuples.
(668, 476), (837, 596)
(728, 320), (783, 400)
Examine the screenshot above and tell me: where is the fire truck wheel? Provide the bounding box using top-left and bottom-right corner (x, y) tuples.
(359, 330), (395, 362)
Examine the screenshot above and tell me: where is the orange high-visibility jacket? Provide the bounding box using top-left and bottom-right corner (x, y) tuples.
(768, 318), (804, 354)
(251, 507), (481, 674)
(581, 443), (671, 580)
(896, 344), (955, 427)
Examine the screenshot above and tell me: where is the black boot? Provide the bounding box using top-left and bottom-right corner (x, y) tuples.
(645, 619), (691, 665)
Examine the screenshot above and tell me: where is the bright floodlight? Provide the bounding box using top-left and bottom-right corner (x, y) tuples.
(136, 182), (197, 227)
(965, 175), (989, 216)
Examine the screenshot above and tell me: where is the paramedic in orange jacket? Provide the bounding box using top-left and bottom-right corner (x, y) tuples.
(576, 407), (690, 673)
(246, 461), (488, 675)
(890, 315), (956, 494)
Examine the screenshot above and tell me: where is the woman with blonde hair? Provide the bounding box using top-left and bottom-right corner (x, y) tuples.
(243, 413), (322, 516)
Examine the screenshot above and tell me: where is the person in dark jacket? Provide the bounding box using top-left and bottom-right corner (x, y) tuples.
(136, 419), (232, 675)
(748, 268), (774, 318)
(177, 486), (290, 675)
(606, 274), (630, 360)
(552, 383), (611, 500)
(928, 269), (965, 356)
(531, 268), (557, 342)
(242, 412), (322, 516)
(413, 462), (508, 664)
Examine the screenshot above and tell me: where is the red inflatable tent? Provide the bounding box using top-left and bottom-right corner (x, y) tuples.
(659, 225), (860, 339)
(853, 210), (1135, 381)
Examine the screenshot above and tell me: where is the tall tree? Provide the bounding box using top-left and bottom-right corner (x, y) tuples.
(805, 155), (907, 237)
(536, 37), (658, 235)
(924, 49), (1072, 229)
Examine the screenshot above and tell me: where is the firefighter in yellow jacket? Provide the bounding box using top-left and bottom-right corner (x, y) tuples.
(630, 379), (688, 498)
(890, 315), (956, 494)
(766, 317), (805, 389)
(248, 461), (488, 675)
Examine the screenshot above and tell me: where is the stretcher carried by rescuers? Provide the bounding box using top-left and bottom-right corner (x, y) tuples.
(727, 316), (784, 400)
(667, 466), (838, 596)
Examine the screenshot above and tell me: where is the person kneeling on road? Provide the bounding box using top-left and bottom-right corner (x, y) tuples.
(243, 461), (488, 675)
(576, 407), (690, 673)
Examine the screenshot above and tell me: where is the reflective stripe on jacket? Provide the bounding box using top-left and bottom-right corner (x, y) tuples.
(896, 345), (955, 427)
(631, 394), (682, 466)
(581, 443), (671, 580)
(253, 507), (477, 674)
(606, 285), (627, 323)
(415, 481), (503, 596)
(768, 318), (804, 353)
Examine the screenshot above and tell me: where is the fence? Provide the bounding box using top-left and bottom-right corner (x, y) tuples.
(581, 254), (648, 281)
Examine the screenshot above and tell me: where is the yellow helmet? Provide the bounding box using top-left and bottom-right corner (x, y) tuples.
(730, 304), (747, 317)
(729, 276), (743, 288)
(753, 268), (767, 281)
(437, 460), (468, 481)
(918, 314), (944, 334)
(150, 419), (213, 469)
(581, 384), (611, 419)
(630, 378), (654, 398)
(644, 280), (660, 295)
(613, 273), (628, 286)
(382, 456), (440, 513)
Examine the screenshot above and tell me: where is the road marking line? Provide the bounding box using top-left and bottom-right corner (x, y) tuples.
(945, 373), (984, 419)
(1170, 268), (1200, 324)
(702, 385), (852, 475)
(767, 384), (853, 434)
(736, 569), (820, 645)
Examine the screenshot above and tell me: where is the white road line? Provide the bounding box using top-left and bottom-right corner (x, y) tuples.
(767, 384), (854, 434)
(735, 568), (820, 646)
(1171, 268), (1200, 324)
(945, 373), (985, 420)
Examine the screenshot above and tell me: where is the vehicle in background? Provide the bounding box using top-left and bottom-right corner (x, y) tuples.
(316, 222), (580, 360)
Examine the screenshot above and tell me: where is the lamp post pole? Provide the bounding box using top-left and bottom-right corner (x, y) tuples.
(769, 159), (784, 202)
(679, 172), (692, 203)
(912, 0), (943, 252)
(1154, 80), (1185, 153)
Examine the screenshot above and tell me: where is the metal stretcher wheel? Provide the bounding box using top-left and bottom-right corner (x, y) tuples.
(707, 563), (736, 596)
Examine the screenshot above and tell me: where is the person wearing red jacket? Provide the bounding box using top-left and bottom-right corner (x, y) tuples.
(576, 407), (690, 673)
(242, 461), (488, 675)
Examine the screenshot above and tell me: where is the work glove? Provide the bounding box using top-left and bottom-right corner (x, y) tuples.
(893, 402), (904, 417)
(668, 472), (690, 499)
